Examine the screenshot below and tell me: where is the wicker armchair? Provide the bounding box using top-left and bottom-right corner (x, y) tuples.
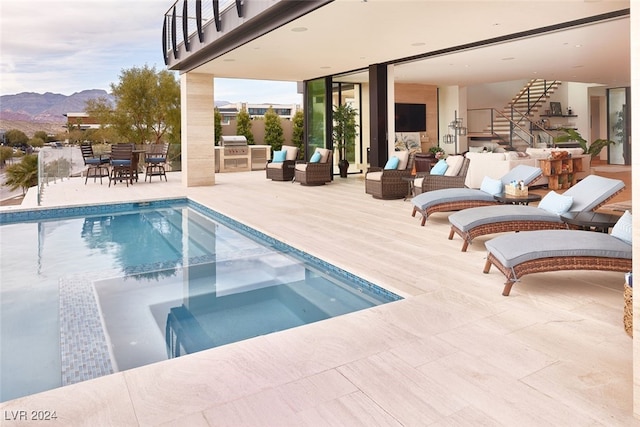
(266, 146), (298, 181)
(414, 157), (470, 194)
(365, 152), (415, 199)
(294, 148), (333, 186)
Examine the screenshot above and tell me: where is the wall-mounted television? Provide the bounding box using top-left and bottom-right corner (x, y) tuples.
(395, 103), (426, 132)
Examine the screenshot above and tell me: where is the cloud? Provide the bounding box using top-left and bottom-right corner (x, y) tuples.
(0, 0), (302, 104)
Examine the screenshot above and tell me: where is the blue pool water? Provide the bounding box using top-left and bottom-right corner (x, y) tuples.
(0, 200), (400, 402)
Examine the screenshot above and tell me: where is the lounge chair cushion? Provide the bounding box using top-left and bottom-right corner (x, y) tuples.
(295, 163), (308, 171)
(563, 175), (625, 212)
(366, 171), (383, 181)
(282, 146), (298, 161)
(412, 188), (496, 210)
(272, 150), (286, 162)
(431, 159), (448, 175)
(449, 205), (562, 232)
(611, 210), (632, 244)
(538, 191), (573, 215)
(500, 165), (542, 185)
(396, 150), (410, 170)
(309, 151), (322, 163)
(444, 155), (464, 177)
(316, 148), (331, 163)
(267, 162), (284, 169)
(485, 230), (632, 268)
(480, 176), (503, 196)
(384, 156), (399, 170)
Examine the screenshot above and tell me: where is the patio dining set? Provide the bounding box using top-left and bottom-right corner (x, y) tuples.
(81, 143), (169, 187)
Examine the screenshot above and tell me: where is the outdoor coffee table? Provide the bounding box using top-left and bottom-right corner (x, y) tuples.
(493, 192), (542, 205)
(560, 211), (622, 233)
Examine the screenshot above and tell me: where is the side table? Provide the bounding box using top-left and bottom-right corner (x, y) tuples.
(493, 192), (542, 205)
(560, 211), (621, 233)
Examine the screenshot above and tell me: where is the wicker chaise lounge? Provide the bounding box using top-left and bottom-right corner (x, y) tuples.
(411, 164), (542, 226)
(483, 213), (632, 296)
(448, 174), (625, 251)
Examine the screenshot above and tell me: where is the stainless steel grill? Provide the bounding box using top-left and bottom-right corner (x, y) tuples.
(220, 135), (248, 156)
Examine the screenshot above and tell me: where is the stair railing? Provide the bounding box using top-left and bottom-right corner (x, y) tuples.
(511, 79), (560, 116)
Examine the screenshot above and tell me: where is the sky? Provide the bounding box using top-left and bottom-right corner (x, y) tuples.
(0, 0), (302, 105)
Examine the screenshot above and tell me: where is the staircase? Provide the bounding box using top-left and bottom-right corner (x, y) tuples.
(468, 79), (561, 150)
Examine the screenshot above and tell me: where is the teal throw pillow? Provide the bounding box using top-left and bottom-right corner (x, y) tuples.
(538, 191), (573, 215)
(611, 210), (632, 244)
(309, 151), (322, 163)
(272, 150), (286, 163)
(480, 176), (504, 196)
(384, 156), (399, 170)
(430, 159), (448, 175)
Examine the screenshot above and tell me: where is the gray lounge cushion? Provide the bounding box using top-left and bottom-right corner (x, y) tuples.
(500, 165), (542, 185)
(485, 230), (632, 268)
(562, 174), (625, 212)
(449, 205), (562, 232)
(412, 188), (496, 210)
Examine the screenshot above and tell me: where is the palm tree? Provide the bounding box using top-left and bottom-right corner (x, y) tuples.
(4, 154), (38, 194)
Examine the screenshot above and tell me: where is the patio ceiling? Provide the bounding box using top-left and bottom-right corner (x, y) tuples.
(189, 0), (630, 88)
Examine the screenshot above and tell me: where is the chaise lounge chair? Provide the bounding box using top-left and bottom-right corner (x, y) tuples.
(411, 164), (543, 226)
(483, 211), (632, 296)
(448, 174), (625, 251)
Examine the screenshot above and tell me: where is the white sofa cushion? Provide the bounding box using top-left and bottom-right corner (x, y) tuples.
(267, 162), (283, 169)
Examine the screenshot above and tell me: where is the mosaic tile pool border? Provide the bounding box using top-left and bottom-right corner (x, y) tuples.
(0, 197), (188, 224)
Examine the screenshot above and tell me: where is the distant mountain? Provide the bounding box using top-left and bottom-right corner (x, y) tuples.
(0, 89), (114, 124)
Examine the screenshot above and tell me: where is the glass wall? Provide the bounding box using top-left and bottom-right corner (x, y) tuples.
(332, 83), (362, 173)
(305, 79), (328, 160)
(607, 87), (630, 165)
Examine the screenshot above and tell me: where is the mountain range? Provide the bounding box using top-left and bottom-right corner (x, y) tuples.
(0, 89), (115, 124)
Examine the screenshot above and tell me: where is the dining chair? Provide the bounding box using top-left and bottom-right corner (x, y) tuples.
(144, 143), (169, 182)
(109, 143), (135, 187)
(80, 143), (110, 184)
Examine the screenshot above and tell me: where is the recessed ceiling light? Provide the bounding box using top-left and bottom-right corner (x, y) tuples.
(575, 44), (582, 48)
(572, 65), (584, 69)
(501, 57), (515, 61)
(320, 66), (331, 69)
(411, 42), (426, 47)
(291, 27), (307, 32)
(223, 58), (235, 62)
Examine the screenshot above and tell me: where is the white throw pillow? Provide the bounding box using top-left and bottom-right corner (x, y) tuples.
(611, 210), (632, 245)
(396, 150), (410, 170)
(538, 191), (574, 215)
(282, 145), (298, 161)
(444, 155), (464, 177)
(480, 176), (503, 196)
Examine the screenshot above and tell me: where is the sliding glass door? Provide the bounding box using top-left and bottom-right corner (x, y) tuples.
(607, 87), (630, 165)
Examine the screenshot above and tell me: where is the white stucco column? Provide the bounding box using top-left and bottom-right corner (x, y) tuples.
(181, 72), (215, 187)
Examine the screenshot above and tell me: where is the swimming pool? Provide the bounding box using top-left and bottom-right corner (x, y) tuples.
(0, 199), (400, 402)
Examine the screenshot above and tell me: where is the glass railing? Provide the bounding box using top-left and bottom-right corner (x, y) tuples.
(37, 146), (79, 205)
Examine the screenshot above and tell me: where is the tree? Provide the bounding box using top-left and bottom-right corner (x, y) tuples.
(291, 109), (304, 159)
(263, 107), (284, 151)
(86, 65), (180, 145)
(28, 137), (45, 149)
(0, 146), (13, 167)
(235, 108), (254, 144)
(4, 154), (38, 194)
(214, 107), (222, 145)
(5, 129), (28, 147)
(33, 131), (49, 143)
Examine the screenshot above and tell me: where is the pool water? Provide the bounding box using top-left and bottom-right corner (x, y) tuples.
(0, 201), (400, 402)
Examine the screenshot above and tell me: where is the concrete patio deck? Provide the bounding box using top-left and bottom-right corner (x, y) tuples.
(0, 169), (636, 425)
